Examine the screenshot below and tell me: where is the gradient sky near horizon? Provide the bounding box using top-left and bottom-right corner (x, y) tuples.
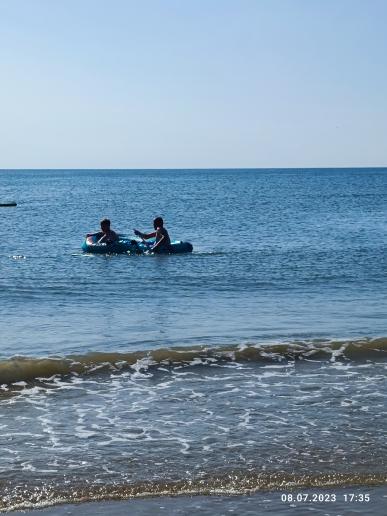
(1, 0), (386, 169)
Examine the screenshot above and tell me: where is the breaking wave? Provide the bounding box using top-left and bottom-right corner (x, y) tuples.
(1, 337), (386, 385)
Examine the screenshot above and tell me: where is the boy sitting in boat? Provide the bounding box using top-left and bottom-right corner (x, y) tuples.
(134, 217), (171, 253)
(87, 218), (119, 244)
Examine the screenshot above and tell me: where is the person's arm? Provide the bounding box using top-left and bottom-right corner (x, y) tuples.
(134, 229), (156, 240)
(151, 229), (165, 250)
(97, 234), (107, 243)
(98, 230), (118, 244)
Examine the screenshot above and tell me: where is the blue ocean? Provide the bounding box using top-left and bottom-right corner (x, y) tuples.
(0, 168), (386, 513)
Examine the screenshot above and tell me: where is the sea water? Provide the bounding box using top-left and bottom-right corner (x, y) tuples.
(0, 168), (386, 512)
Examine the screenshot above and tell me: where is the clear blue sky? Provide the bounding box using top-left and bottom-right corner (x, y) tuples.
(1, 0), (386, 168)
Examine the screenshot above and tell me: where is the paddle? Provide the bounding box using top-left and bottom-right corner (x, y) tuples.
(133, 229), (154, 252)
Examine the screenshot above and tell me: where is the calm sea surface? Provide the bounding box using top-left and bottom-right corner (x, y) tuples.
(0, 168), (386, 513)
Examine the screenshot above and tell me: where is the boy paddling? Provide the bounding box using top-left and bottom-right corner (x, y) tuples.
(134, 217), (171, 253)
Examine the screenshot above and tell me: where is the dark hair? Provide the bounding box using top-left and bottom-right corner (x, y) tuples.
(153, 216), (164, 227)
(100, 218), (111, 227)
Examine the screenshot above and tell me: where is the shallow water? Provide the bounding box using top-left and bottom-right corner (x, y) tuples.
(10, 487), (387, 516)
(0, 168), (386, 512)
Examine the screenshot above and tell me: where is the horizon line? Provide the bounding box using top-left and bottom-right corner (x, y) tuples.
(0, 166), (386, 171)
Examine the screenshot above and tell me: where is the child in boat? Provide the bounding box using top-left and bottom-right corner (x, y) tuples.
(134, 217), (171, 253)
(87, 218), (119, 244)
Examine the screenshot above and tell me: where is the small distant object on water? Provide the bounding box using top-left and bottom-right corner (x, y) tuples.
(0, 201), (17, 207)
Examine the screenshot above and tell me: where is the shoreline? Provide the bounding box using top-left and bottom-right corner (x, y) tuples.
(8, 486), (387, 515)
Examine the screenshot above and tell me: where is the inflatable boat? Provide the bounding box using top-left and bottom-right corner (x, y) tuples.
(82, 235), (193, 255)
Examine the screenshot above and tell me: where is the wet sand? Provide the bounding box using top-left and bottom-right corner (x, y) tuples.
(10, 486), (387, 516)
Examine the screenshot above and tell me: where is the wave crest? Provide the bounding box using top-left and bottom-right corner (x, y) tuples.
(1, 338), (386, 386)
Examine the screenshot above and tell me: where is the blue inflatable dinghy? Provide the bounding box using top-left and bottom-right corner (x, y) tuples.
(82, 235), (193, 255)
